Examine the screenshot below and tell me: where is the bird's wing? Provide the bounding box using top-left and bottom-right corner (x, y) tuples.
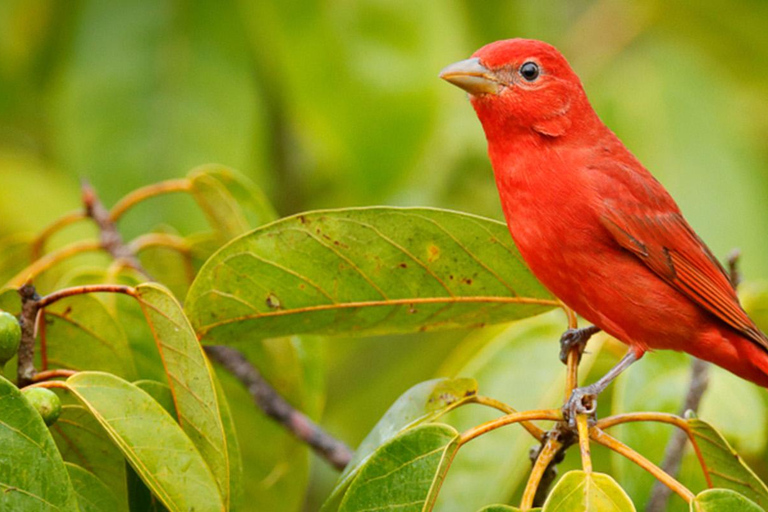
(600, 205), (768, 351)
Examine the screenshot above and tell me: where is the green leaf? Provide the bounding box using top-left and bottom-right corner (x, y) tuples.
(688, 418), (768, 508)
(0, 375), (78, 511)
(324, 377), (477, 511)
(41, 293), (137, 379)
(134, 380), (176, 418)
(691, 488), (764, 511)
(65, 371), (223, 512)
(188, 165), (277, 242)
(336, 423), (460, 512)
(133, 283), (230, 508)
(542, 470), (635, 512)
(187, 207), (555, 341)
(190, 165), (277, 227)
(66, 463), (120, 512)
(189, 170), (252, 242)
(50, 399), (128, 508)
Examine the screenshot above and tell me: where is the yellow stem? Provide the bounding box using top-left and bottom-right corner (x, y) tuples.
(576, 414), (592, 473)
(468, 395), (546, 441)
(30, 210), (88, 260)
(519, 437), (562, 510)
(590, 428), (694, 503)
(109, 179), (192, 222)
(458, 409), (562, 445)
(6, 240), (103, 288)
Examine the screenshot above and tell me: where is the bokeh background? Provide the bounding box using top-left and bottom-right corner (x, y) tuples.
(2, 1), (768, 510)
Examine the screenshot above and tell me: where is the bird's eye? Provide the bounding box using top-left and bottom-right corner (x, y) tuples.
(520, 61), (540, 82)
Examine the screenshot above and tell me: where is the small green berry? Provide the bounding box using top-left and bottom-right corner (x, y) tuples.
(22, 387), (62, 426)
(0, 311), (21, 366)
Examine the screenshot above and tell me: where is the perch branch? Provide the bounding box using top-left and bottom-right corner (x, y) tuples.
(204, 345), (353, 471)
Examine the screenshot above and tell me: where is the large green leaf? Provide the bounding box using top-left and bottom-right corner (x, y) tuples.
(41, 293), (136, 379)
(688, 418), (768, 508)
(541, 470), (635, 512)
(691, 489), (764, 512)
(133, 283), (230, 508)
(66, 463), (120, 512)
(0, 376), (78, 511)
(51, 399), (128, 510)
(336, 423), (460, 512)
(65, 371), (223, 512)
(324, 377), (477, 511)
(186, 207), (555, 341)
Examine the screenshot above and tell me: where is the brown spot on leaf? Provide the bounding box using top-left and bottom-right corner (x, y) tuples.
(462, 278), (473, 285)
(398, 263), (408, 269)
(266, 293), (281, 309)
(427, 244), (440, 263)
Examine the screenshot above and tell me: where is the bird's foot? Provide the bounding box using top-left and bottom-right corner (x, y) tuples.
(563, 384), (600, 427)
(559, 326), (600, 364)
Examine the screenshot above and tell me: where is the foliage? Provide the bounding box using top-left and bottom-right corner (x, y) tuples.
(2, 2), (768, 511)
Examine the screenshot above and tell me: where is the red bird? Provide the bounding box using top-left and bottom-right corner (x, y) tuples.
(440, 39), (768, 418)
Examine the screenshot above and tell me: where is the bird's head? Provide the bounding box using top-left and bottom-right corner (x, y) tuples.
(440, 39), (590, 139)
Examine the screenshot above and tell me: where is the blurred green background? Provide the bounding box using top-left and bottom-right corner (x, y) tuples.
(2, 1), (768, 510)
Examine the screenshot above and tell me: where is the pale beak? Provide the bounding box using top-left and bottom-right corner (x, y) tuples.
(439, 57), (500, 95)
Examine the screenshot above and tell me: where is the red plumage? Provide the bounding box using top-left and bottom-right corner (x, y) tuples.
(442, 39), (768, 388)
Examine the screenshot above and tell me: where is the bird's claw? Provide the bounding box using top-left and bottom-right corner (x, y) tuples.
(559, 327), (593, 364)
(563, 385), (599, 427)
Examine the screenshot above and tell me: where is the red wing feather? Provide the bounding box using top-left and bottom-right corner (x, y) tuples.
(600, 208), (768, 352)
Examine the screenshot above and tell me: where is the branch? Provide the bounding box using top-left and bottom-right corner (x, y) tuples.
(16, 284), (41, 386)
(204, 345), (353, 470)
(81, 181), (149, 278)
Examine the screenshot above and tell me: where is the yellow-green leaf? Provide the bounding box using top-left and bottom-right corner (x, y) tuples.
(65, 371), (223, 512)
(691, 488), (764, 511)
(186, 207), (556, 342)
(542, 470), (635, 512)
(134, 283), (230, 508)
(0, 375), (78, 511)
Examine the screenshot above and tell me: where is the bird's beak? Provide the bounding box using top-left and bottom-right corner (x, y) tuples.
(439, 58), (500, 95)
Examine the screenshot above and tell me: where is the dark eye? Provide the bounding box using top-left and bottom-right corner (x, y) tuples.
(520, 61), (540, 81)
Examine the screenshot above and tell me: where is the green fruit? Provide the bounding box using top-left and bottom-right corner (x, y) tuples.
(22, 387), (62, 426)
(0, 311), (21, 365)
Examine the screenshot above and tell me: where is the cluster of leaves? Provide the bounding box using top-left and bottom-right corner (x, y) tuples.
(0, 167), (767, 511)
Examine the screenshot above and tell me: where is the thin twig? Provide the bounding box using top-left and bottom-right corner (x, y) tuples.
(81, 181), (149, 278)
(204, 345), (353, 471)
